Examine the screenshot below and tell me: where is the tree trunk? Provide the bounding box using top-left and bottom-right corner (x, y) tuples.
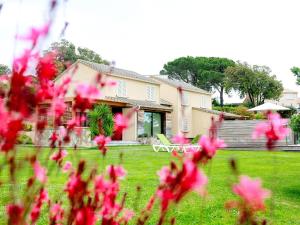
(220, 86), (224, 107)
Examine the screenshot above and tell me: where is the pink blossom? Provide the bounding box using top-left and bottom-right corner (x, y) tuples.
(114, 113), (129, 135)
(36, 52), (57, 81)
(122, 209), (135, 222)
(94, 175), (110, 193)
(182, 160), (207, 195)
(199, 135), (226, 158)
(233, 176), (271, 211)
(172, 133), (189, 145)
(51, 98), (66, 119)
(75, 84), (100, 99)
(94, 135), (111, 152)
(6, 204), (24, 225)
(107, 165), (127, 180)
(65, 174), (87, 200)
(17, 23), (50, 46)
(50, 203), (64, 223)
(252, 112), (290, 150)
(75, 206), (96, 225)
(50, 149), (67, 162)
(157, 166), (175, 184)
(62, 161), (73, 173)
(33, 161), (47, 183)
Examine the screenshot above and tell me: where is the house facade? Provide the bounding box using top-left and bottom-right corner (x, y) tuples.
(50, 60), (230, 144)
(266, 89), (300, 110)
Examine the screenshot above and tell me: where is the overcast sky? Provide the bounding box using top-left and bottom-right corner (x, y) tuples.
(0, 0), (300, 103)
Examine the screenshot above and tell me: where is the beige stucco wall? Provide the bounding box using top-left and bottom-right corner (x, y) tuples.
(155, 77), (213, 138)
(181, 90), (212, 138)
(122, 108), (137, 141)
(158, 82), (180, 135)
(191, 109), (218, 137)
(55, 62), (160, 104)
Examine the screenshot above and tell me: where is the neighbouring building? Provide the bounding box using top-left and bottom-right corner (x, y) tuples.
(266, 89), (300, 110)
(46, 59), (239, 145)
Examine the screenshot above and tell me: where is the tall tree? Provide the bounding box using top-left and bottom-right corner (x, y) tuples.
(291, 66), (300, 85)
(225, 62), (283, 107)
(160, 56), (235, 106)
(0, 64), (11, 75)
(44, 39), (109, 76)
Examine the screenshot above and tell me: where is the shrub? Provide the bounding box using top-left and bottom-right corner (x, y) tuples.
(213, 105), (254, 119)
(254, 112), (266, 120)
(17, 134), (33, 145)
(233, 106), (254, 119)
(279, 106), (298, 118)
(191, 134), (201, 144)
(290, 114), (300, 133)
(88, 104), (114, 138)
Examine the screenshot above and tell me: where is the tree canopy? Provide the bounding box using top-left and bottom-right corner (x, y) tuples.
(44, 39), (109, 76)
(291, 66), (300, 85)
(160, 56), (235, 106)
(0, 64), (11, 75)
(225, 62), (283, 107)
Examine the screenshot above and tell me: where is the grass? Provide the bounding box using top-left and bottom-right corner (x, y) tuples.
(1, 145), (300, 224)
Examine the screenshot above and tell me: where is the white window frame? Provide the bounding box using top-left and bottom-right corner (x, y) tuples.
(116, 80), (127, 97)
(147, 86), (155, 101)
(181, 91), (189, 106)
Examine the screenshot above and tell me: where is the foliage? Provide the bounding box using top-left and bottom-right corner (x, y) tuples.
(17, 133), (33, 144)
(44, 39), (109, 76)
(278, 106), (297, 118)
(160, 56), (235, 106)
(213, 105), (255, 119)
(225, 62), (283, 107)
(88, 104), (114, 138)
(0, 64), (11, 75)
(254, 112), (266, 120)
(291, 66), (300, 85)
(191, 134), (201, 144)
(289, 114), (300, 133)
(22, 123), (33, 131)
(212, 98), (220, 107)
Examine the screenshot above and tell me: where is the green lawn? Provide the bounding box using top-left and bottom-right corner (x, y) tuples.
(1, 146), (300, 224)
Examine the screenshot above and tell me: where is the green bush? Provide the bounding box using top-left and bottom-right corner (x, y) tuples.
(191, 134), (201, 144)
(233, 106), (254, 119)
(213, 105), (254, 119)
(290, 114), (300, 133)
(254, 112), (266, 120)
(88, 104), (114, 138)
(17, 134), (33, 145)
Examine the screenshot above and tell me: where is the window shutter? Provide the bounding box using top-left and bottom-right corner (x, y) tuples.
(181, 117), (189, 132)
(117, 80), (127, 97)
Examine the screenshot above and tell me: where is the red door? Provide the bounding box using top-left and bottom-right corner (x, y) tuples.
(111, 107), (123, 140)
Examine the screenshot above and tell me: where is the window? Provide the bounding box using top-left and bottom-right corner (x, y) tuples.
(76, 112), (89, 127)
(181, 91), (189, 106)
(285, 93), (297, 100)
(147, 86), (155, 101)
(117, 80), (127, 97)
(181, 117), (189, 132)
(200, 95), (208, 108)
(143, 112), (163, 137)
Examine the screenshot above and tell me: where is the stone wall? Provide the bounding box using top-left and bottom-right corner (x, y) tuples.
(39, 127), (94, 147)
(165, 112), (172, 138)
(137, 110), (145, 137)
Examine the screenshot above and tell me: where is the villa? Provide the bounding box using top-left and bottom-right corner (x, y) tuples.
(49, 60), (238, 145)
